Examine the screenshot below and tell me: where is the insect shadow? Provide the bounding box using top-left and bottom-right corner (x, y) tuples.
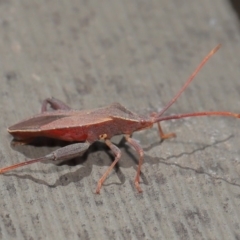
(6, 136), (149, 188)
(228, 0), (240, 22)
(5, 134), (239, 189)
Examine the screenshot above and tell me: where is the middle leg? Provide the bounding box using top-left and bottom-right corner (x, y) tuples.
(96, 139), (122, 194)
(41, 98), (72, 112)
(125, 135), (144, 193)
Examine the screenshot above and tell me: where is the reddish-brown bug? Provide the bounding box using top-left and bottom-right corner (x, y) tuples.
(1, 45), (239, 193)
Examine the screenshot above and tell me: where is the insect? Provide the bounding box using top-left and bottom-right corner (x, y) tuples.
(1, 44), (239, 194)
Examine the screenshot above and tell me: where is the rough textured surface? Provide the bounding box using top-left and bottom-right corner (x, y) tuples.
(1, 0), (240, 239)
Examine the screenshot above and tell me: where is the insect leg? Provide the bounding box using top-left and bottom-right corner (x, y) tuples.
(44, 142), (90, 162)
(125, 135), (144, 193)
(151, 112), (176, 140)
(0, 142), (90, 174)
(157, 122), (176, 140)
(95, 139), (121, 194)
(41, 98), (72, 112)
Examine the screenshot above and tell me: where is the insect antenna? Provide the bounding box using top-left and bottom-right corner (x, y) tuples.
(153, 44), (221, 122)
(153, 44), (240, 123)
(156, 111), (240, 122)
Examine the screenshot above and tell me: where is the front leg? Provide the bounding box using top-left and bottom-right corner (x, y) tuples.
(157, 122), (176, 140)
(41, 98), (72, 112)
(151, 112), (176, 140)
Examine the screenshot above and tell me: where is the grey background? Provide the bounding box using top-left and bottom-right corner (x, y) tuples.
(0, 0), (240, 239)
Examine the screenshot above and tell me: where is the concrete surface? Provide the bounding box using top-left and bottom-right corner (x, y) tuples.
(0, 0), (240, 239)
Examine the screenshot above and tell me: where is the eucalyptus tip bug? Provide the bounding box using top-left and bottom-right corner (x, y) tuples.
(1, 44), (239, 193)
